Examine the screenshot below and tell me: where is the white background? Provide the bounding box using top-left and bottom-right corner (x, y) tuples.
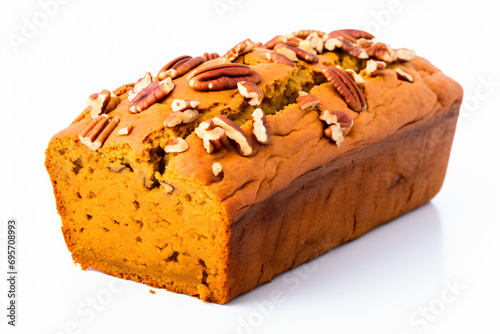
(1, 0), (499, 333)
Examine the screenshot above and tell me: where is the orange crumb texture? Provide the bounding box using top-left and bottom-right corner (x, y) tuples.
(45, 29), (463, 304)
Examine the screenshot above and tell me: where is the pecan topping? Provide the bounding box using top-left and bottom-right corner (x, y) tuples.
(395, 48), (416, 62)
(212, 116), (253, 156)
(292, 29), (326, 39)
(129, 78), (175, 113)
(366, 60), (386, 77)
(297, 94), (320, 110)
(356, 38), (374, 49)
(366, 42), (396, 62)
(237, 81), (264, 106)
(325, 29), (374, 44)
(163, 109), (199, 128)
(157, 56), (205, 80)
(203, 52), (220, 61)
(87, 90), (111, 118)
(187, 63), (261, 91)
(263, 35), (288, 49)
(345, 69), (365, 84)
(164, 138), (189, 153)
(323, 67), (367, 112)
(104, 96), (121, 114)
(194, 120), (227, 154)
(221, 38), (254, 63)
(323, 29), (371, 59)
(212, 162), (223, 177)
(129, 72), (155, 101)
(79, 115), (120, 151)
(307, 31), (324, 54)
(320, 110), (353, 146)
(251, 108), (270, 145)
(172, 99), (200, 112)
(265, 51), (296, 68)
(117, 124), (133, 136)
(298, 40), (315, 55)
(274, 43), (318, 63)
(395, 68), (414, 83)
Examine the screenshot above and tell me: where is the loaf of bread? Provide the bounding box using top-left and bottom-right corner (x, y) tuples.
(45, 29), (463, 304)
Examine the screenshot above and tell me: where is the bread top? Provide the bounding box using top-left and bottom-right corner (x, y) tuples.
(50, 29), (463, 221)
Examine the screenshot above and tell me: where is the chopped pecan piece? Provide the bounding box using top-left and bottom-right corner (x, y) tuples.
(164, 138), (189, 153)
(292, 29), (326, 39)
(87, 89), (111, 118)
(307, 31), (324, 54)
(221, 38), (254, 63)
(187, 63), (261, 91)
(366, 60), (386, 77)
(297, 94), (320, 110)
(203, 52), (220, 61)
(265, 52), (296, 68)
(117, 124), (133, 136)
(298, 39), (315, 54)
(171, 99), (200, 112)
(212, 162), (223, 177)
(237, 81), (264, 106)
(163, 109), (199, 128)
(320, 110), (353, 146)
(323, 67), (367, 112)
(366, 42), (396, 62)
(157, 55), (205, 80)
(395, 68), (414, 83)
(194, 120), (227, 154)
(274, 42), (319, 63)
(129, 72), (155, 101)
(323, 29), (371, 59)
(129, 78), (175, 113)
(212, 116), (253, 156)
(251, 108), (270, 145)
(345, 69), (365, 84)
(395, 48), (416, 62)
(263, 35), (288, 49)
(79, 115), (120, 151)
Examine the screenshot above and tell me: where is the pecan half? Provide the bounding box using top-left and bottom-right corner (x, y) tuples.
(366, 60), (386, 77)
(163, 109), (199, 128)
(323, 29), (371, 59)
(221, 38), (254, 63)
(265, 51), (296, 68)
(237, 81), (264, 106)
(320, 110), (353, 146)
(274, 43), (318, 63)
(251, 108), (270, 145)
(325, 29), (374, 44)
(164, 138), (189, 153)
(117, 124), (133, 136)
(104, 96), (121, 114)
(212, 116), (253, 156)
(297, 94), (320, 110)
(128, 72), (155, 101)
(292, 29), (326, 39)
(187, 63), (261, 91)
(395, 68), (414, 83)
(263, 35), (288, 49)
(395, 48), (416, 62)
(79, 115), (120, 151)
(172, 99), (200, 112)
(203, 52), (220, 61)
(194, 120), (227, 154)
(129, 78), (175, 113)
(323, 67), (367, 112)
(212, 162), (223, 177)
(345, 69), (365, 84)
(157, 55), (205, 80)
(87, 90), (111, 118)
(366, 42), (396, 62)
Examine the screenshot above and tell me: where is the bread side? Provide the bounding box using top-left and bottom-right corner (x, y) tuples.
(45, 29), (463, 303)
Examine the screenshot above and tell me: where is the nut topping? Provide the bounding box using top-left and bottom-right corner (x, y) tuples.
(129, 78), (175, 113)
(157, 55), (205, 80)
(320, 110), (353, 146)
(263, 35), (288, 49)
(265, 51), (296, 68)
(212, 162), (223, 177)
(251, 108), (270, 145)
(212, 116), (253, 156)
(274, 43), (319, 63)
(203, 52), (220, 61)
(237, 81), (264, 106)
(292, 29), (326, 39)
(323, 67), (367, 112)
(164, 138), (189, 153)
(298, 40), (315, 55)
(395, 68), (414, 83)
(395, 48), (416, 62)
(129, 72), (155, 101)
(297, 94), (320, 110)
(345, 69), (365, 84)
(163, 109), (199, 128)
(79, 115), (120, 151)
(113, 83), (134, 96)
(187, 63), (261, 91)
(365, 60), (386, 77)
(195, 120), (227, 154)
(117, 124), (133, 136)
(172, 99), (200, 112)
(323, 29), (372, 59)
(87, 90), (111, 118)
(307, 31), (324, 54)
(221, 38), (254, 63)
(366, 42), (396, 62)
